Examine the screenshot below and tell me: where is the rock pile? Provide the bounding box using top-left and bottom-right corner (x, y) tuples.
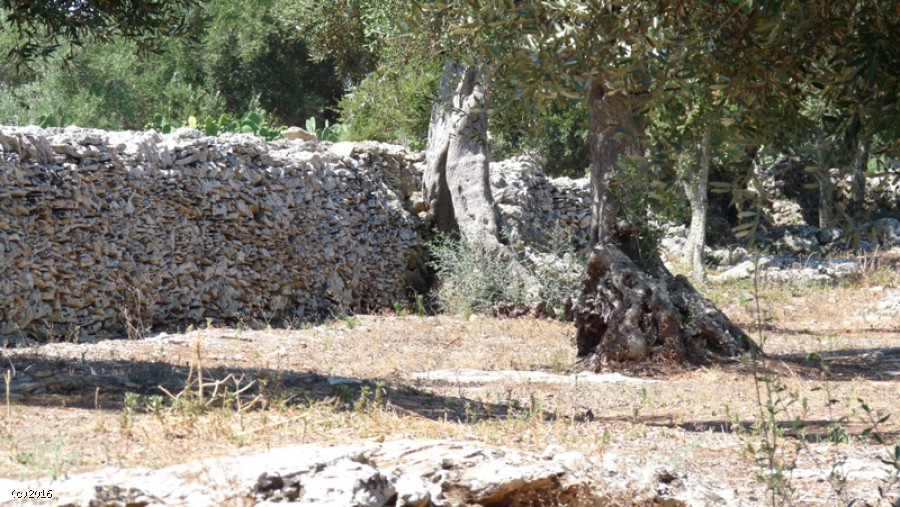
(868, 171), (900, 212)
(750, 155), (900, 228)
(0, 126), (423, 339)
(3, 125), (895, 338)
(662, 219), (900, 284)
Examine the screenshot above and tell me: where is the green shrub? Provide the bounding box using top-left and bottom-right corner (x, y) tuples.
(0, 39), (226, 129)
(146, 109), (286, 141)
(428, 235), (528, 315)
(427, 232), (584, 318)
(0, 1), (341, 131)
(489, 93), (591, 178)
(338, 56), (440, 150)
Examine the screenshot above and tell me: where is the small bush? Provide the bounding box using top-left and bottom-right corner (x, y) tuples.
(338, 56), (440, 150)
(427, 233), (584, 317)
(489, 95), (591, 178)
(146, 108), (286, 141)
(428, 236), (527, 315)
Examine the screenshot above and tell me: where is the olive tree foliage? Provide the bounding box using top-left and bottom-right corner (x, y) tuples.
(411, 0), (893, 366)
(0, 0), (202, 62)
(806, 1), (899, 220)
(283, 0), (383, 83)
(652, 87), (719, 281)
(280, 0), (443, 147)
(419, 1), (760, 245)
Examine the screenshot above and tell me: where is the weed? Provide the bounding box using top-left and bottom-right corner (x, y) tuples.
(744, 255), (900, 506)
(724, 403), (744, 436)
(416, 294), (426, 317)
(428, 234), (528, 314)
(14, 438), (76, 480)
(632, 386), (650, 424)
(119, 392), (139, 436)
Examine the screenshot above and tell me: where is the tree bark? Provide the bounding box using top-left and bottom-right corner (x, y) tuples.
(849, 136), (870, 220)
(423, 61), (503, 250)
(817, 169), (835, 229)
(586, 84), (638, 247)
(682, 125), (711, 282)
(569, 245), (749, 366)
(570, 85), (750, 369)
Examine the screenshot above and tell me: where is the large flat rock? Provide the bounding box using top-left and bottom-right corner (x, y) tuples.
(1, 439), (749, 506)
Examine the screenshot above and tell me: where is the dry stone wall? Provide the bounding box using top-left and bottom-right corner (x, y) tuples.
(4, 124), (892, 339)
(489, 157), (592, 251)
(0, 126), (423, 339)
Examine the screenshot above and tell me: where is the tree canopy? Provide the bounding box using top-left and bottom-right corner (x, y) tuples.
(1, 0), (202, 61)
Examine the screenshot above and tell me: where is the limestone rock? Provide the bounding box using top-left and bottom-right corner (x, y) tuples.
(4, 440), (755, 507)
(5, 440), (586, 507)
(870, 217), (900, 247)
(771, 199), (806, 227)
(877, 292), (900, 315)
(777, 227), (820, 254)
(282, 126), (318, 142)
(710, 254), (859, 284)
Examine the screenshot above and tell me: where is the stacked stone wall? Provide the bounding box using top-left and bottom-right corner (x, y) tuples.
(0, 126), (422, 339)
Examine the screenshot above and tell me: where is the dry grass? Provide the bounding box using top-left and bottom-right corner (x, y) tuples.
(1, 261), (899, 505)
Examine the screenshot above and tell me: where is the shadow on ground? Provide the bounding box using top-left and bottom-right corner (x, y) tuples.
(2, 352), (542, 423)
(640, 417), (900, 442)
(762, 346), (900, 381)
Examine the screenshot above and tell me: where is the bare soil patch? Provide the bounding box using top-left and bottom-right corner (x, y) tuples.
(1, 275), (899, 505)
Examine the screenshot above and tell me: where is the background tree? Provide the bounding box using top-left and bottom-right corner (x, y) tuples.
(0, 0), (343, 129)
(807, 0), (899, 221)
(0, 0), (201, 62)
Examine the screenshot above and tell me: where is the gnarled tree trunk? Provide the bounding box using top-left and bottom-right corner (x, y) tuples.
(569, 84), (750, 369)
(423, 61), (503, 250)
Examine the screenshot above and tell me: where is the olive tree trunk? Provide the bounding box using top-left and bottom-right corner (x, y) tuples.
(681, 125), (711, 282)
(423, 61), (503, 250)
(569, 84), (750, 369)
(849, 136), (870, 220)
(817, 169), (835, 228)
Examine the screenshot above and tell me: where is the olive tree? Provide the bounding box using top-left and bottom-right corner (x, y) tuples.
(412, 0), (797, 367)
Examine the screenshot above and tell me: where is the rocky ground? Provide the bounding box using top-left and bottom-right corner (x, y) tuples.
(1, 263), (899, 506)
(662, 220), (900, 286)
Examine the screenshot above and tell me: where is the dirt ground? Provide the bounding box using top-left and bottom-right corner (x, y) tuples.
(1, 269), (899, 505)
